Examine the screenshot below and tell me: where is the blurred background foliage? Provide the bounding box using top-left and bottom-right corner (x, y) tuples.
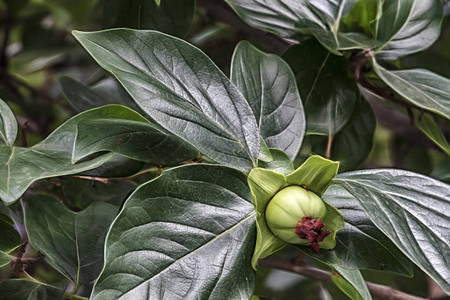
(0, 0), (449, 299)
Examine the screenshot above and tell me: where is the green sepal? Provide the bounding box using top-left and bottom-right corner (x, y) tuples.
(286, 155), (339, 195)
(248, 155), (344, 269)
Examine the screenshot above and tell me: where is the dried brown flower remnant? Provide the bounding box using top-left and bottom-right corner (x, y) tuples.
(296, 216), (330, 253)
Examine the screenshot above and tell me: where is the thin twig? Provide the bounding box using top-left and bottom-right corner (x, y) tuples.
(259, 257), (428, 300)
(325, 135), (334, 159)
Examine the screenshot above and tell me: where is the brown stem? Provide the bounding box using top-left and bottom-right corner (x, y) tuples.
(325, 135), (334, 159)
(70, 175), (109, 184)
(259, 257), (428, 300)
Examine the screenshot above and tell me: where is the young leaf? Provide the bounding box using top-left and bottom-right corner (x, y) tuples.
(373, 62), (450, 121)
(92, 164), (257, 299)
(102, 0), (194, 38)
(231, 41), (305, 160)
(73, 29), (260, 172)
(283, 40), (358, 136)
(0, 98), (17, 147)
(25, 195), (118, 285)
(334, 169), (450, 293)
(332, 267), (371, 300)
(413, 111), (450, 156)
(0, 279), (66, 300)
(372, 0), (443, 60)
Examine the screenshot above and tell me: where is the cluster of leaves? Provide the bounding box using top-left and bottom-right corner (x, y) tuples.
(0, 0), (449, 299)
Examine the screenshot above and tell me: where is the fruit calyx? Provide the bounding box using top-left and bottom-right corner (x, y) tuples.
(295, 216), (330, 253)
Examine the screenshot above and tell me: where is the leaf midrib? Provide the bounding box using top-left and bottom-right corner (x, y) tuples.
(111, 211), (256, 298)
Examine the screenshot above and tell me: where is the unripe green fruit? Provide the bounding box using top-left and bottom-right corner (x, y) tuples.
(265, 186), (327, 245)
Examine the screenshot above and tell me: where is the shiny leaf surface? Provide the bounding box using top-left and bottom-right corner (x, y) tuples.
(25, 195), (118, 285)
(373, 63), (450, 121)
(373, 0), (443, 60)
(74, 29), (260, 172)
(335, 169), (450, 293)
(92, 164), (257, 299)
(315, 185), (413, 275)
(231, 41), (305, 159)
(283, 40), (358, 135)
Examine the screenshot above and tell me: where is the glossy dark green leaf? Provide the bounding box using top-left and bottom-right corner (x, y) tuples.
(102, 0), (194, 38)
(60, 177), (135, 210)
(332, 267), (370, 300)
(25, 195), (118, 285)
(314, 185), (413, 275)
(59, 76), (141, 113)
(334, 169), (450, 293)
(73, 114), (197, 165)
(231, 41), (305, 159)
(226, 0), (323, 38)
(372, 0), (443, 60)
(60, 76), (106, 112)
(74, 29), (260, 172)
(373, 62), (450, 121)
(226, 0), (378, 53)
(0, 213), (21, 267)
(92, 164), (256, 299)
(0, 104), (195, 205)
(79, 154), (144, 178)
(0, 279), (66, 300)
(311, 98), (376, 172)
(283, 40), (358, 135)
(0, 98), (17, 147)
(306, 0), (380, 53)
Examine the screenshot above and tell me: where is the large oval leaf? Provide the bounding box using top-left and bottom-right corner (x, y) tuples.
(314, 184), (413, 275)
(334, 169), (450, 293)
(73, 29), (260, 172)
(283, 40), (358, 135)
(373, 62), (450, 121)
(373, 0), (443, 60)
(231, 41), (305, 159)
(102, 0), (195, 38)
(0, 105), (194, 205)
(92, 164), (257, 299)
(25, 195), (118, 285)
